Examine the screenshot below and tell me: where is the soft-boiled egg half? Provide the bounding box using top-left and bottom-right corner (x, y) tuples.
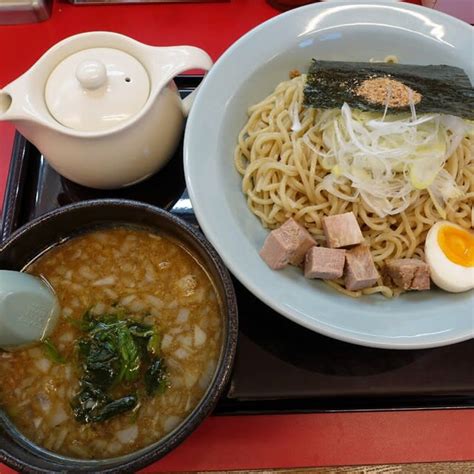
(425, 221), (474, 293)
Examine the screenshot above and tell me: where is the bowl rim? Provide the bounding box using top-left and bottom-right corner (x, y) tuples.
(0, 198), (238, 473)
(184, 1), (474, 350)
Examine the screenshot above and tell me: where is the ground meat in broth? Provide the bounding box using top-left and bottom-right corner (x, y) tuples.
(0, 228), (222, 459)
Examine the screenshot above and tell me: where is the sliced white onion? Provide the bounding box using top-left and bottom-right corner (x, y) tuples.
(79, 266), (97, 280)
(119, 241), (133, 255)
(427, 168), (463, 219)
(145, 294), (164, 309)
(92, 439), (108, 451)
(163, 415), (181, 433)
(310, 103), (470, 217)
(199, 360), (217, 390)
(103, 288), (118, 300)
(50, 405), (68, 426)
(174, 348), (189, 360)
(90, 302), (106, 315)
(177, 308), (190, 323)
(59, 332), (73, 343)
(185, 287), (206, 304)
(120, 294), (136, 306)
(36, 393), (51, 413)
(148, 233), (162, 241)
(116, 425), (138, 444)
(128, 299), (146, 312)
(64, 365), (72, 381)
(92, 232), (109, 243)
(107, 440), (123, 454)
(178, 334), (193, 347)
(92, 276), (116, 286)
(170, 375), (184, 388)
(35, 358), (51, 374)
(289, 100), (302, 132)
(194, 325), (207, 347)
(144, 264), (157, 283)
(185, 395), (192, 411)
(71, 298), (80, 308)
(161, 334), (173, 350)
(143, 315), (155, 326)
(72, 250), (82, 260)
(184, 371), (199, 389)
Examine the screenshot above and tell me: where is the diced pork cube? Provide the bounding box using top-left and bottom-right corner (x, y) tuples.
(384, 258), (430, 291)
(344, 244), (379, 291)
(322, 212), (364, 249)
(304, 247), (346, 280)
(260, 218), (315, 270)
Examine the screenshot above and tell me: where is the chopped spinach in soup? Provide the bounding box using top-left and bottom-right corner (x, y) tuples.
(0, 228), (222, 458)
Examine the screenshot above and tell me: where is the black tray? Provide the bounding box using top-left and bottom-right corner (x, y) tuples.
(2, 76), (473, 415)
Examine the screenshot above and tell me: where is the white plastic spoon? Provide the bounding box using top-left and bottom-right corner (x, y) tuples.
(0, 270), (60, 350)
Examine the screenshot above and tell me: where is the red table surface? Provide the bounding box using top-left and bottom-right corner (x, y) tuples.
(1, 1), (473, 472)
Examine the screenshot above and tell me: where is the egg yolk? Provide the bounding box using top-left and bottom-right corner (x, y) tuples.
(438, 225), (474, 267)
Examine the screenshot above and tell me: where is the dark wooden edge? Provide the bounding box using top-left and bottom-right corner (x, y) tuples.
(1, 133), (29, 243)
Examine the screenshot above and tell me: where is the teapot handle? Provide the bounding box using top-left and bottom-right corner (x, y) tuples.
(160, 46), (213, 117)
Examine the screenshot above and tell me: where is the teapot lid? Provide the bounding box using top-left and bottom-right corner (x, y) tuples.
(45, 48), (150, 132)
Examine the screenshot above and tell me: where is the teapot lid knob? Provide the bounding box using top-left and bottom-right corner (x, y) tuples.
(75, 59), (107, 90)
(45, 48), (150, 132)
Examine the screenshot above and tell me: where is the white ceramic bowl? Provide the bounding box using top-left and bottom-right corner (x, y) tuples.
(184, 1), (474, 349)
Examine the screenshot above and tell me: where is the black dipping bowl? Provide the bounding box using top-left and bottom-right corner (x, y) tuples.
(0, 200), (238, 473)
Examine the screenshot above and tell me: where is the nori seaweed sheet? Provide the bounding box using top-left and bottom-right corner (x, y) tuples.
(304, 60), (474, 119)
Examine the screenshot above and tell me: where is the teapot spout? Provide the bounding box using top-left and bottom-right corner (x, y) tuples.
(0, 80), (47, 145)
(0, 80), (31, 125)
(0, 90), (13, 119)
(0, 67), (45, 125)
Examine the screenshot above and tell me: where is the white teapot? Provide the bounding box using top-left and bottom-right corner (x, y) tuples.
(0, 32), (212, 189)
